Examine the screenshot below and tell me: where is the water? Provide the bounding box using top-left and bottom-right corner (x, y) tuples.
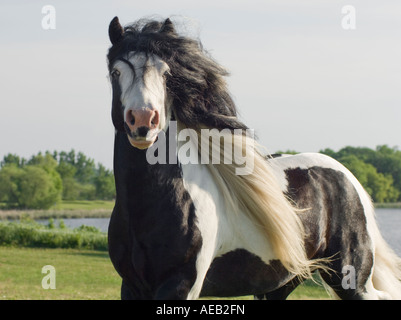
(36, 208), (401, 256)
(36, 218), (110, 233)
(375, 208), (401, 256)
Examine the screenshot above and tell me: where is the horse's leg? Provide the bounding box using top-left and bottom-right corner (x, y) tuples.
(155, 273), (195, 300)
(319, 254), (395, 300)
(120, 279), (154, 300)
(254, 277), (302, 300)
(318, 243), (377, 300)
(121, 280), (135, 300)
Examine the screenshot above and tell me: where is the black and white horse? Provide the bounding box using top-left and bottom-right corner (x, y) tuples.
(107, 17), (401, 300)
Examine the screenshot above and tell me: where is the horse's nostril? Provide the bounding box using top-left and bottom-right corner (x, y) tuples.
(130, 113), (135, 126)
(126, 109), (158, 133)
(126, 110), (135, 127)
(137, 126), (150, 137)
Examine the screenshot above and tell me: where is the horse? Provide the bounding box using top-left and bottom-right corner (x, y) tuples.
(106, 16), (401, 300)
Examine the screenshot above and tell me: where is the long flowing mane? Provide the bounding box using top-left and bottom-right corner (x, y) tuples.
(107, 18), (246, 131)
(107, 18), (323, 278)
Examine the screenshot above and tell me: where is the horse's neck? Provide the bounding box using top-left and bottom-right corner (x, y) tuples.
(113, 131), (181, 201)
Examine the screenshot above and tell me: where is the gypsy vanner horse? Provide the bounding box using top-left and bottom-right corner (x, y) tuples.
(107, 16), (401, 300)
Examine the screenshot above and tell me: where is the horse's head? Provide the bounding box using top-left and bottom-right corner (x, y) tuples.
(107, 16), (246, 151)
(107, 17), (174, 150)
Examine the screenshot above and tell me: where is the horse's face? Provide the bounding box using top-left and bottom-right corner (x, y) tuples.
(110, 52), (171, 149)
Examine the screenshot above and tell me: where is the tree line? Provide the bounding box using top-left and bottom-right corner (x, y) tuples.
(0, 145), (400, 209)
(0, 150), (115, 209)
(320, 145), (401, 203)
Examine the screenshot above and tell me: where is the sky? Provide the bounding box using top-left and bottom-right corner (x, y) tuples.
(1, 0), (400, 169)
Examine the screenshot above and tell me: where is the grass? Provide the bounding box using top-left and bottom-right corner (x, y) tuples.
(375, 202), (401, 209)
(0, 246), (330, 300)
(288, 277), (331, 300)
(0, 247), (120, 300)
(0, 200), (331, 300)
(0, 200), (114, 220)
(56, 200), (115, 211)
(0, 220), (108, 251)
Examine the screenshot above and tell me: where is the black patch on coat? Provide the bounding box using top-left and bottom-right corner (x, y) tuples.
(200, 249), (292, 297)
(110, 76), (125, 132)
(108, 130), (202, 299)
(283, 166), (374, 299)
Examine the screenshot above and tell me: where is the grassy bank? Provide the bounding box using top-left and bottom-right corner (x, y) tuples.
(375, 202), (401, 209)
(0, 200), (114, 220)
(0, 220), (107, 251)
(1, 200), (399, 222)
(0, 246), (330, 300)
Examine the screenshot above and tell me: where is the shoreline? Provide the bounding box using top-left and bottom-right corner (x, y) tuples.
(1, 202), (400, 220)
(0, 208), (113, 220)
(374, 202), (401, 209)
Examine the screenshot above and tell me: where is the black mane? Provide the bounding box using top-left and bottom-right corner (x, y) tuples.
(107, 18), (247, 131)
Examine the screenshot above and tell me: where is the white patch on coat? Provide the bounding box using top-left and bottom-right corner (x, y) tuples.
(181, 138), (275, 299)
(111, 52), (170, 132)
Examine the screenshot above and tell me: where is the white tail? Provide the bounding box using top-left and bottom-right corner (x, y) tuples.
(370, 215), (401, 299)
(360, 193), (401, 299)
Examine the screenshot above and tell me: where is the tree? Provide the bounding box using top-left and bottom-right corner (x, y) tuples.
(75, 152), (96, 184)
(94, 164), (115, 200)
(338, 155), (399, 203)
(371, 145), (401, 195)
(0, 165), (24, 205)
(18, 165), (62, 209)
(55, 151), (78, 200)
(320, 146), (401, 202)
(0, 163), (62, 209)
(0, 150), (117, 206)
(0, 154), (26, 168)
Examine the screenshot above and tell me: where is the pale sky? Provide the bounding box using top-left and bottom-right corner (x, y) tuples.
(1, 0), (400, 169)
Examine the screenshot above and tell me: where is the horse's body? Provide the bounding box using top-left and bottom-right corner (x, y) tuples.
(107, 17), (401, 300)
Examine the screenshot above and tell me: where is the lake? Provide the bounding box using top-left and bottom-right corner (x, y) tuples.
(36, 217), (110, 233)
(375, 208), (401, 256)
(37, 208), (401, 256)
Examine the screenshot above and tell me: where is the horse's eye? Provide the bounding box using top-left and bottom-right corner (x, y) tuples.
(111, 69), (120, 79)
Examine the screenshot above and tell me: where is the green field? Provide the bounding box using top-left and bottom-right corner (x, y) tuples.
(0, 200), (331, 300)
(0, 246), (330, 300)
(56, 200), (115, 211)
(0, 247), (120, 300)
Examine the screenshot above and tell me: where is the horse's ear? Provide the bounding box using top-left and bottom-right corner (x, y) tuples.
(160, 18), (176, 34)
(109, 16), (124, 45)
